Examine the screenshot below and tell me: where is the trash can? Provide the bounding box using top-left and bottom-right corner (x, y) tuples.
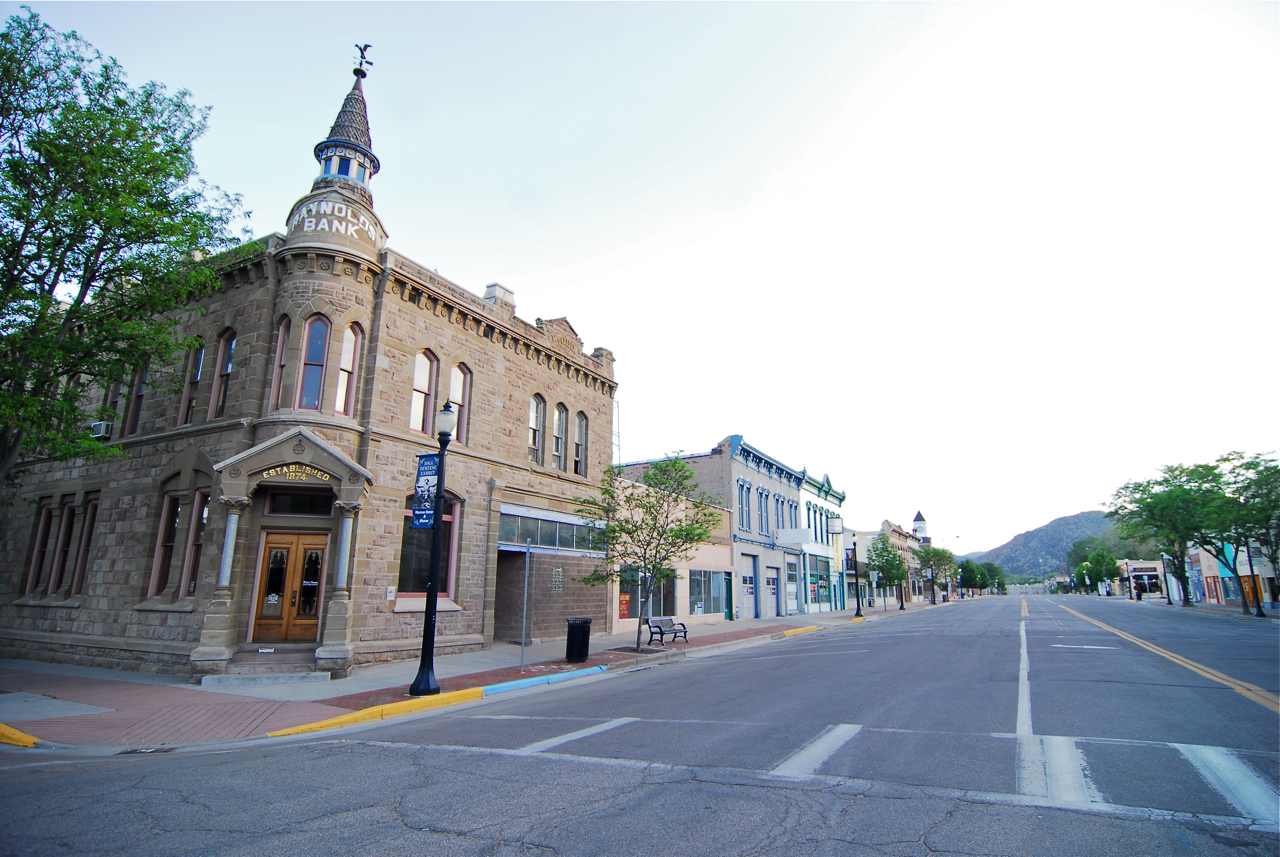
(566, 617), (592, 663)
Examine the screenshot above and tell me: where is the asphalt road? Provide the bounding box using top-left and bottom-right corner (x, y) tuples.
(2, 596), (1277, 856)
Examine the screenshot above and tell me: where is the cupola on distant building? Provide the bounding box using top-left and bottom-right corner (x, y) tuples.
(3, 63), (618, 682)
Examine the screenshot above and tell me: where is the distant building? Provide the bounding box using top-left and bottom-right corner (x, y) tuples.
(850, 519), (922, 604)
(621, 435), (845, 618)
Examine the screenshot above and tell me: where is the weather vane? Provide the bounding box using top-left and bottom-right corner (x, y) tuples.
(354, 44), (373, 77)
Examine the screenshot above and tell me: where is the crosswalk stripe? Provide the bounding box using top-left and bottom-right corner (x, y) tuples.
(769, 724), (863, 779)
(515, 717), (637, 755)
(1173, 743), (1280, 825)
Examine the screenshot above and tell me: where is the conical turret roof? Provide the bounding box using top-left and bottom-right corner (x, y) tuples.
(327, 76), (373, 151)
(914, 511), (926, 522)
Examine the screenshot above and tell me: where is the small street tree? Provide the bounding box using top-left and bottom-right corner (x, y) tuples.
(868, 532), (906, 608)
(0, 9), (242, 486)
(576, 457), (721, 652)
(1085, 549), (1118, 593)
(982, 562), (1006, 594)
(912, 545), (955, 603)
(1229, 453), (1279, 607)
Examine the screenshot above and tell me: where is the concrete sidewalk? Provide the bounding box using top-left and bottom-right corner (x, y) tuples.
(0, 598), (946, 749)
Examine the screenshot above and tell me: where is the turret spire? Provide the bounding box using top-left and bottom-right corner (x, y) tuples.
(313, 53), (380, 193)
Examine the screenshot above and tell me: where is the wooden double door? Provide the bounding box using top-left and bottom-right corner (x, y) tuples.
(253, 533), (328, 642)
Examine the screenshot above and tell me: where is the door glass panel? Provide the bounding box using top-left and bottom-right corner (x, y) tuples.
(297, 549), (323, 616)
(262, 548), (288, 617)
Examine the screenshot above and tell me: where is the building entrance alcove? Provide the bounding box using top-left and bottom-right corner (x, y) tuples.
(253, 532), (329, 642)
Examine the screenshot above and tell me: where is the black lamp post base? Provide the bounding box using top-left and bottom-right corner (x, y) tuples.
(409, 668), (440, 696)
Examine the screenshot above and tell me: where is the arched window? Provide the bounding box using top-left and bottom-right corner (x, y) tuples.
(410, 350), (438, 433)
(528, 395), (546, 464)
(551, 403), (568, 470)
(209, 330), (236, 419)
(448, 363), (471, 444)
(267, 319), (289, 411)
(179, 341), (204, 425)
(297, 317), (329, 410)
(334, 324), (361, 416)
(573, 412), (588, 477)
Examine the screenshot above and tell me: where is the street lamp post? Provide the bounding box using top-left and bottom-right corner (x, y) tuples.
(845, 545), (863, 618)
(409, 402), (457, 697)
(929, 566), (936, 605)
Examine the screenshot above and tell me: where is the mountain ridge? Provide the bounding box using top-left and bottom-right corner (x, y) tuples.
(964, 511), (1107, 579)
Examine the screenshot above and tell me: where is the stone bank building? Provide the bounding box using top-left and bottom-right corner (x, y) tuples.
(1, 69), (617, 681)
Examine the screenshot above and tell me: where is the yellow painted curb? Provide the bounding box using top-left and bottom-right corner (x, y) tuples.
(268, 686), (484, 737)
(784, 625), (821, 637)
(1058, 604), (1280, 713)
(0, 723), (41, 748)
(849, 617), (865, 623)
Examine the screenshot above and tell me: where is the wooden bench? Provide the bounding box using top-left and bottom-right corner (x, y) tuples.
(644, 617), (689, 646)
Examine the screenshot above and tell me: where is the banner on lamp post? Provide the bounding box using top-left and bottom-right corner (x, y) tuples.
(413, 453), (439, 529)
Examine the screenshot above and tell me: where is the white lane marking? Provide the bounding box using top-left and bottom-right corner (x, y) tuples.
(1017, 620), (1032, 736)
(1043, 736), (1101, 805)
(769, 724), (863, 779)
(1174, 743), (1280, 825)
(515, 717), (637, 755)
(1050, 645), (1118, 650)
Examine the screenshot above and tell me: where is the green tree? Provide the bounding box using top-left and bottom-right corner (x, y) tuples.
(1228, 453), (1279, 606)
(982, 562), (1006, 594)
(0, 9), (242, 485)
(1085, 549), (1118, 593)
(1185, 454), (1268, 616)
(576, 457), (722, 652)
(957, 557), (983, 594)
(1109, 474), (1204, 607)
(1074, 561), (1091, 593)
(1067, 523), (1159, 572)
(912, 545), (955, 603)
(868, 532), (907, 608)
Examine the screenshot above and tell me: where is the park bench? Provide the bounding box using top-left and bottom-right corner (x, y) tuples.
(644, 617), (689, 646)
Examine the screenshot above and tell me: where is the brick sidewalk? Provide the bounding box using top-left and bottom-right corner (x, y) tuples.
(0, 670), (348, 747)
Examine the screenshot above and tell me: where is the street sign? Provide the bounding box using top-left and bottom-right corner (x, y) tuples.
(413, 453), (439, 529)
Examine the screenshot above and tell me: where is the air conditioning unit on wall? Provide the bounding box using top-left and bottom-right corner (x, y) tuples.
(88, 421), (112, 440)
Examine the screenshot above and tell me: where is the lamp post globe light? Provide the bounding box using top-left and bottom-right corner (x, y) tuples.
(409, 402), (457, 697)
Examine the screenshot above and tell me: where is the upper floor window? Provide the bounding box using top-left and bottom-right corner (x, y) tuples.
(179, 342), (204, 425)
(209, 331), (236, 419)
(268, 320), (289, 411)
(775, 497), (785, 531)
(410, 350), (438, 433)
(448, 364), (471, 445)
(789, 501), (798, 530)
(573, 412), (588, 477)
(334, 324), (361, 416)
(528, 395), (546, 464)
(552, 403), (569, 471)
(758, 490), (769, 536)
(737, 480), (752, 532)
(297, 317), (329, 410)
(123, 360), (149, 436)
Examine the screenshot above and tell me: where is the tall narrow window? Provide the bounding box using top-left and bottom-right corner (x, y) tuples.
(741, 482), (752, 532)
(398, 495), (460, 598)
(573, 412), (588, 476)
(334, 324), (361, 415)
(150, 494), (183, 597)
(448, 364), (471, 444)
(123, 361), (149, 436)
(179, 491), (209, 597)
(551, 404), (568, 470)
(179, 342), (204, 425)
(759, 490), (769, 536)
(528, 395), (546, 464)
(70, 496), (99, 596)
(209, 331), (236, 419)
(297, 317), (329, 409)
(410, 350), (438, 433)
(268, 319), (289, 411)
(49, 501), (76, 594)
(25, 504), (53, 595)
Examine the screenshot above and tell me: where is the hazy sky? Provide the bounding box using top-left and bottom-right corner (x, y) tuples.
(16, 2), (1276, 553)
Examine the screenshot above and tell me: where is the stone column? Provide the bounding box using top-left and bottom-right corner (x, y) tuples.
(317, 501), (361, 678)
(189, 496), (251, 683)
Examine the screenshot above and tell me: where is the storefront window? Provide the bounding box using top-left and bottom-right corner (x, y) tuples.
(688, 569), (723, 616)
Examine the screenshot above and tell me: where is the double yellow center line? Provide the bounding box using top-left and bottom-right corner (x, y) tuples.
(1058, 604), (1280, 713)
